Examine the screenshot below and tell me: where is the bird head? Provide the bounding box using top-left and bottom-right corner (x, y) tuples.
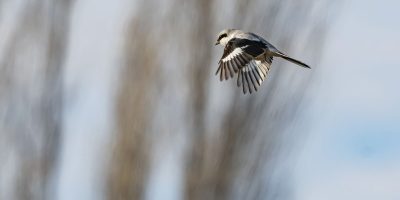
(215, 29), (236, 46)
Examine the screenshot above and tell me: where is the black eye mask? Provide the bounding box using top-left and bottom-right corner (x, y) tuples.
(218, 33), (228, 41)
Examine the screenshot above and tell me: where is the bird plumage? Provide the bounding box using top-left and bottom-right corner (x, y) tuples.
(215, 29), (310, 94)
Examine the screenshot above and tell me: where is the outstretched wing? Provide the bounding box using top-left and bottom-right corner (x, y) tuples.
(216, 37), (274, 94)
(216, 39), (251, 81)
(216, 38), (268, 81)
(237, 57), (273, 94)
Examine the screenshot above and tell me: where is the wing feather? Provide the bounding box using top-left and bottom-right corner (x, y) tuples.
(237, 69), (242, 87)
(241, 70), (247, 94)
(237, 58), (273, 94)
(216, 38), (259, 81)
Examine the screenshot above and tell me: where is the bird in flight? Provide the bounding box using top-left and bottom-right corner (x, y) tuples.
(215, 29), (310, 94)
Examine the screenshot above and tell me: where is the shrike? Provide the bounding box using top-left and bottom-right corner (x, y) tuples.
(215, 29), (310, 94)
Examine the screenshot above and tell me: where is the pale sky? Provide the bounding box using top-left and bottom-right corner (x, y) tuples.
(294, 0), (400, 199)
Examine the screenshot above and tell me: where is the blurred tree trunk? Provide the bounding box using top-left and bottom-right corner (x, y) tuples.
(107, 4), (160, 199)
(184, 0), (215, 199)
(0, 0), (72, 199)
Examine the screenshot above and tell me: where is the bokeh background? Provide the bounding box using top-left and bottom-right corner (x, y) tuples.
(0, 0), (399, 200)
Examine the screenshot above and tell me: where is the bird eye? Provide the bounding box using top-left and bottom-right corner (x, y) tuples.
(218, 33), (228, 41)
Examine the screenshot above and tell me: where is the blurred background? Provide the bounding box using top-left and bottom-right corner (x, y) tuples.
(0, 0), (399, 200)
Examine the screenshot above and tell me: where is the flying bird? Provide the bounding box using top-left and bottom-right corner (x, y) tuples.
(215, 29), (310, 94)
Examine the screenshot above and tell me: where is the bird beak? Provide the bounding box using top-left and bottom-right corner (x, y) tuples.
(215, 41), (220, 45)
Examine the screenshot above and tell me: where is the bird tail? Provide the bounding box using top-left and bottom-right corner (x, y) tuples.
(273, 52), (310, 68)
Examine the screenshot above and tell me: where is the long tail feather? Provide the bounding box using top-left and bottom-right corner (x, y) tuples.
(273, 52), (310, 68)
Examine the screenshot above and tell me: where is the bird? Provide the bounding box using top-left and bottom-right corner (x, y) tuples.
(215, 29), (310, 94)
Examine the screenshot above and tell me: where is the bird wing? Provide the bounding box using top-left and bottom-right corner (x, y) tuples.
(216, 38), (274, 94)
(237, 58), (273, 94)
(216, 38), (264, 81)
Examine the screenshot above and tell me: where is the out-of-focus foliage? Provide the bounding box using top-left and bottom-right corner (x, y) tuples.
(0, 0), (333, 200)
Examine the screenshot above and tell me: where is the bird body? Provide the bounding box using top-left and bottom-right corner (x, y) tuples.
(215, 29), (310, 94)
